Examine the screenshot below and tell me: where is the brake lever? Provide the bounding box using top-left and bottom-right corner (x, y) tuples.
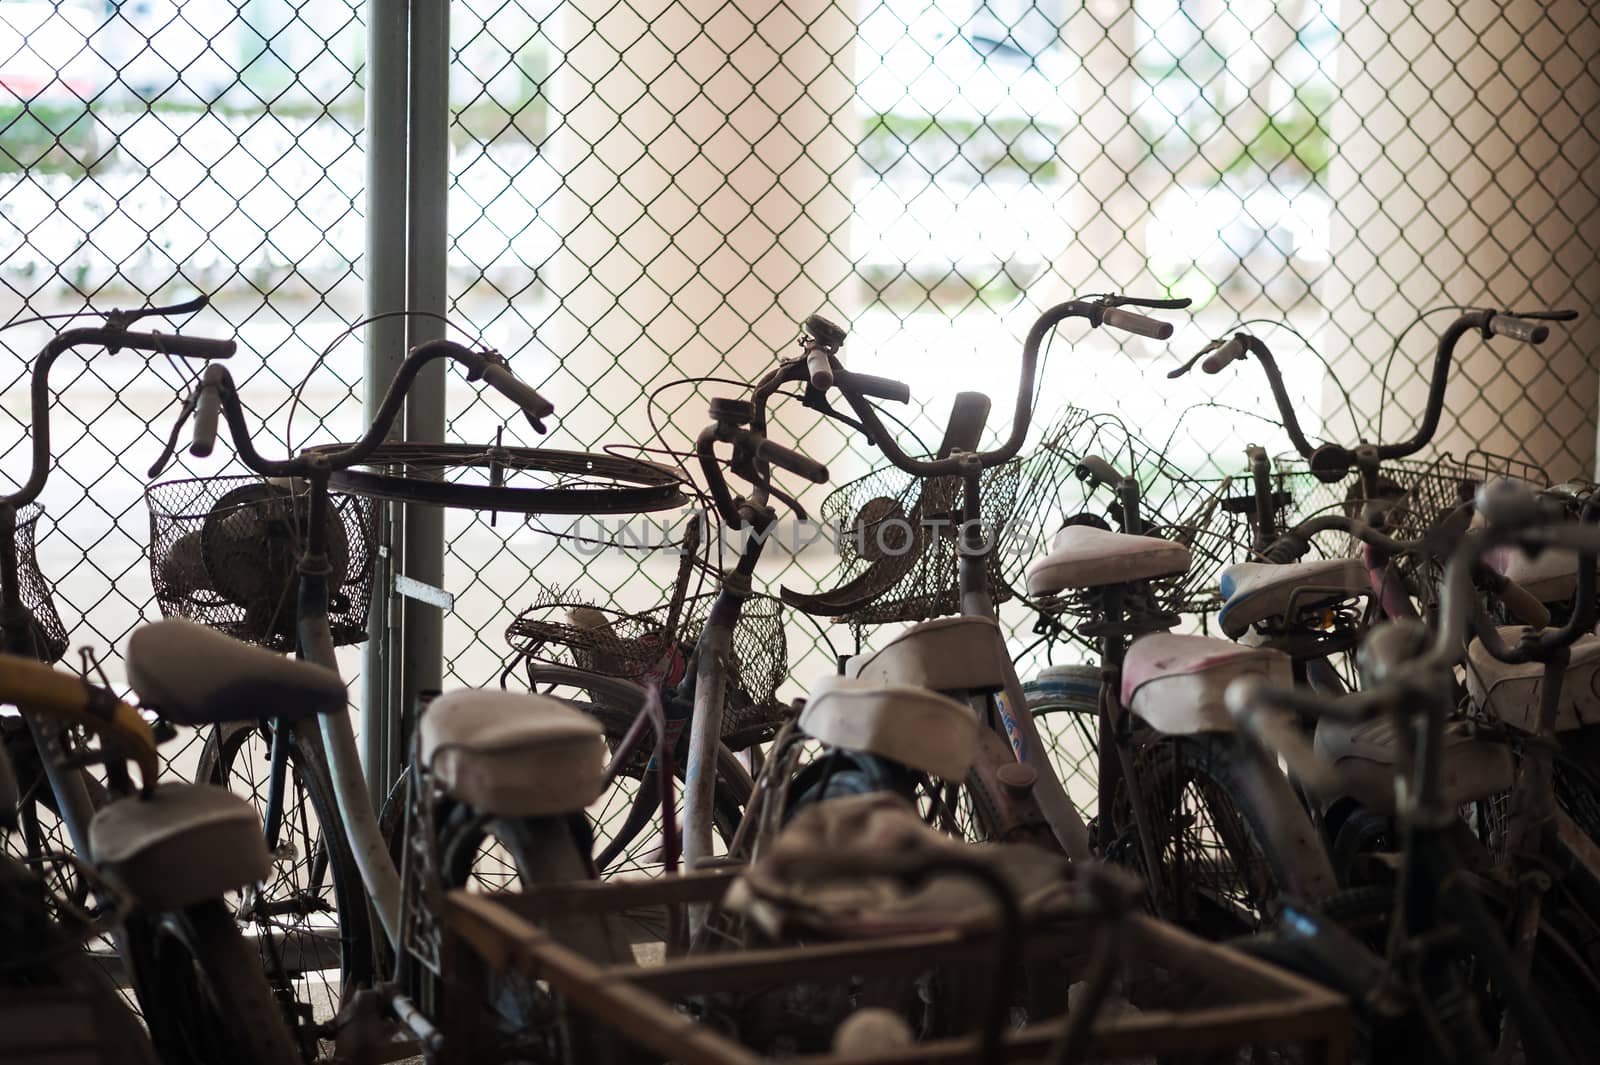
(1166, 338), (1224, 379)
(1507, 307), (1579, 322)
(1103, 294), (1194, 311)
(147, 392), (199, 479)
(105, 293), (210, 331)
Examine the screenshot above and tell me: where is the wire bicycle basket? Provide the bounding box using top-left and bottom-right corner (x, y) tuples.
(506, 589), (790, 756)
(10, 503), (69, 664)
(146, 475), (378, 652)
(1011, 407), (1244, 623)
(792, 457), (1022, 631)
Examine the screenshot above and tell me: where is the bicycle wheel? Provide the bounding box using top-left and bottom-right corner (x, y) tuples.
(1023, 663), (1103, 826)
(1120, 734), (1334, 937)
(195, 720), (373, 1060)
(436, 806), (626, 1063)
(1317, 885), (1600, 1064)
(318, 442), (688, 514)
(124, 899), (303, 1065)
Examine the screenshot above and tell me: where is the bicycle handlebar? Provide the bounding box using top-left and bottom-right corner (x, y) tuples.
(480, 361), (555, 431)
(1174, 309), (1575, 476)
(5, 320), (236, 508)
(696, 398), (824, 530)
(757, 438), (828, 483)
(149, 339), (553, 479)
(834, 294), (1189, 479)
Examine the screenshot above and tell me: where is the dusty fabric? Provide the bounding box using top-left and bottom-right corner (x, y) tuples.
(724, 793), (1074, 938)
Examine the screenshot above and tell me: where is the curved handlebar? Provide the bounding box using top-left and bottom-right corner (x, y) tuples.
(149, 339), (553, 479)
(4, 325), (236, 508)
(833, 295), (1189, 479)
(1175, 309), (1574, 474)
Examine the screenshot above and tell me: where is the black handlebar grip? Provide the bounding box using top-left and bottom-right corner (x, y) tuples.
(757, 438), (828, 483)
(189, 365), (225, 458)
(838, 371), (911, 404)
(118, 331), (237, 359)
(1487, 315), (1549, 344)
(1201, 336), (1248, 374)
(1260, 532), (1311, 564)
(805, 346), (834, 391)
(482, 362), (556, 426)
(1101, 306), (1173, 341)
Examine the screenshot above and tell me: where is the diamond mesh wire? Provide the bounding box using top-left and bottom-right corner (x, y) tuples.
(0, 1), (1593, 809)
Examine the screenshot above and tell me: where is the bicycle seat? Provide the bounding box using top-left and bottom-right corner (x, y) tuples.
(1312, 715), (1513, 812)
(126, 619), (346, 725)
(1217, 558), (1371, 638)
(1025, 525), (1190, 596)
(1485, 545), (1597, 604)
(420, 689), (607, 817)
(842, 616), (1008, 693)
(91, 783), (271, 910)
(1121, 633), (1290, 734)
(800, 674), (977, 780)
(1467, 627), (1600, 733)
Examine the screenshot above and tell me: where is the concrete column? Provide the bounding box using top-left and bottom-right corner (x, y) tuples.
(543, 0), (860, 499)
(1324, 0), (1600, 480)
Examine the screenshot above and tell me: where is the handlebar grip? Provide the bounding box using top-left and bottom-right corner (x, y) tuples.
(837, 370), (911, 404)
(805, 347), (834, 391)
(189, 365), (224, 458)
(1201, 336), (1248, 374)
(1260, 532), (1311, 564)
(1499, 577), (1552, 629)
(1101, 306), (1173, 341)
(481, 362), (556, 428)
(1075, 455), (1127, 487)
(1486, 315), (1549, 344)
(757, 438), (828, 484)
(118, 331), (237, 359)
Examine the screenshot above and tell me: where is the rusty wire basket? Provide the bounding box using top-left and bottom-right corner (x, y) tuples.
(792, 457), (1022, 630)
(506, 590), (789, 754)
(145, 475), (378, 652)
(1012, 407), (1247, 623)
(9, 503), (68, 664)
(1268, 450), (1548, 544)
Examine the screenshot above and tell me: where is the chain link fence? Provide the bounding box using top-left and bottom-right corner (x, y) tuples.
(0, 0), (1597, 802)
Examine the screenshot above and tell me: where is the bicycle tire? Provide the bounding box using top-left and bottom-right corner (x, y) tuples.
(195, 720), (375, 1060)
(436, 807), (626, 1063)
(124, 898), (304, 1065)
(1315, 884), (1600, 1063)
(317, 442), (688, 514)
(1122, 734), (1336, 936)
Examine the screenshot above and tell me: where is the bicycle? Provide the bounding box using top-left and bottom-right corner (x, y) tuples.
(1182, 308), (1575, 881)
(775, 297), (1192, 862)
(150, 338), (696, 1053)
(0, 635), (355, 1064)
(0, 738), (158, 1065)
(1228, 489), (1600, 1064)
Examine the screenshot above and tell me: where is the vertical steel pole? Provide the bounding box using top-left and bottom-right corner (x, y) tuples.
(403, 0), (449, 748)
(363, 0), (410, 810)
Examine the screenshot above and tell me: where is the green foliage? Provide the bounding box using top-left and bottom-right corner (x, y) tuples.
(1221, 86), (1334, 183)
(859, 112), (1063, 182)
(0, 101), (103, 176)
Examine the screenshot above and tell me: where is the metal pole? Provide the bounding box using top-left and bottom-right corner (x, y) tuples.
(363, 0), (410, 810)
(402, 0), (449, 756)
